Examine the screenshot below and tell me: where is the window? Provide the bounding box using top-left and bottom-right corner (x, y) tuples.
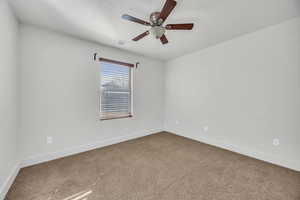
(100, 58), (133, 120)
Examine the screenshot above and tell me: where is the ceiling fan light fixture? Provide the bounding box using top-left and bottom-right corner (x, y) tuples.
(150, 26), (166, 39)
(122, 0), (194, 45)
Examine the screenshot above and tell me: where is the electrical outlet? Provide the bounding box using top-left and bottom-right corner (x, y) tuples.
(273, 138), (279, 146)
(47, 136), (53, 144)
(203, 126), (209, 132)
(175, 120), (179, 125)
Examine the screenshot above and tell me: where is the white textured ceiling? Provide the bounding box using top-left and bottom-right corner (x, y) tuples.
(9, 0), (300, 60)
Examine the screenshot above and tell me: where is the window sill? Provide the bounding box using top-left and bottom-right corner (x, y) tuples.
(100, 115), (133, 121)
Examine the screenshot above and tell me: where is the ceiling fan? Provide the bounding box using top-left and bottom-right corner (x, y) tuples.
(121, 0), (194, 45)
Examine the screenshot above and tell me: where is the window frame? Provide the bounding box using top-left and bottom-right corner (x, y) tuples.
(99, 57), (134, 121)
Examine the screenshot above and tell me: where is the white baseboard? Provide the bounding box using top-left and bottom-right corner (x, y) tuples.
(0, 162), (21, 200)
(166, 129), (300, 172)
(21, 128), (163, 168)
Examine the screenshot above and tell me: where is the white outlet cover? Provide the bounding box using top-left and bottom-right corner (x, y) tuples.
(47, 136), (53, 144)
(203, 126), (209, 132)
(273, 138), (280, 146)
(175, 120), (179, 125)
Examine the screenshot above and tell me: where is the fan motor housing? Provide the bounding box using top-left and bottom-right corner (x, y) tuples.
(150, 12), (163, 25)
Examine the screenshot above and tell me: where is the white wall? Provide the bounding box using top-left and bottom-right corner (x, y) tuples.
(0, 0), (19, 198)
(18, 25), (165, 164)
(164, 17), (300, 171)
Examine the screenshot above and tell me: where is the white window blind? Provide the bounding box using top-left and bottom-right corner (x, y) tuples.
(100, 59), (132, 120)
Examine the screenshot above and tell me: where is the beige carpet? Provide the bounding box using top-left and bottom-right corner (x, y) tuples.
(6, 132), (300, 200)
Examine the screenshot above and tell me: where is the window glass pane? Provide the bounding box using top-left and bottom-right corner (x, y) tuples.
(100, 61), (132, 120)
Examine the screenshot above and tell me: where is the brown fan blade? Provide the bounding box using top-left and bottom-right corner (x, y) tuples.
(122, 14), (151, 26)
(166, 23), (194, 30)
(132, 31), (150, 41)
(159, 0), (177, 22)
(160, 34), (168, 45)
